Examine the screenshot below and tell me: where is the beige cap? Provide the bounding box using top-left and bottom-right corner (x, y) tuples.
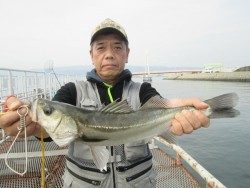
(90, 18), (128, 44)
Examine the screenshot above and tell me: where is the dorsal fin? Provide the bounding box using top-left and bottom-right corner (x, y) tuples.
(140, 95), (171, 110)
(100, 100), (134, 114)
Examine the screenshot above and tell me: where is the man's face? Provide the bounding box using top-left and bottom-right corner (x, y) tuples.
(90, 33), (130, 83)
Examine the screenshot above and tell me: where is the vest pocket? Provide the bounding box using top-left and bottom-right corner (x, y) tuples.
(126, 165), (152, 182)
(127, 165), (156, 188)
(116, 154), (152, 172)
(80, 98), (98, 110)
(67, 167), (101, 186)
(116, 164), (156, 188)
(64, 159), (110, 188)
(124, 140), (149, 161)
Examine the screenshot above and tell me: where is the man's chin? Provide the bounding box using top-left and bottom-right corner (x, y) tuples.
(99, 71), (121, 82)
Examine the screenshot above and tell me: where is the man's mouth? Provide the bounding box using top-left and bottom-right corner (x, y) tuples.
(102, 64), (117, 69)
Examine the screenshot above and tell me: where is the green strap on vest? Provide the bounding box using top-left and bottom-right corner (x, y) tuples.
(104, 83), (114, 103)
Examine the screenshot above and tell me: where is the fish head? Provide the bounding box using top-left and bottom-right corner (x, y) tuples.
(31, 98), (78, 147)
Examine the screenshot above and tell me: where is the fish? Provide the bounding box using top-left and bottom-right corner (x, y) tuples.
(31, 92), (239, 171)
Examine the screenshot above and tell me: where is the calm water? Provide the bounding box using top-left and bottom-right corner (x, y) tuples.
(147, 77), (250, 188)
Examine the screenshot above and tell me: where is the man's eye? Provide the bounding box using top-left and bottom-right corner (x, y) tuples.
(114, 46), (122, 50)
(97, 47), (104, 50)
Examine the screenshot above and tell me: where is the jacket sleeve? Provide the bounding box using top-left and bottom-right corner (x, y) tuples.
(52, 82), (77, 105)
(139, 82), (161, 105)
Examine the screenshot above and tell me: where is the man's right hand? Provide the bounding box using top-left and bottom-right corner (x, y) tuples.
(0, 96), (41, 138)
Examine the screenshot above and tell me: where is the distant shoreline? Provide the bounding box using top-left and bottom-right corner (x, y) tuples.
(163, 71), (250, 82)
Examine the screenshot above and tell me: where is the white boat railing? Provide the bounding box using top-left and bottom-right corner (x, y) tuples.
(0, 67), (84, 101)
(0, 67), (84, 143)
(154, 136), (226, 188)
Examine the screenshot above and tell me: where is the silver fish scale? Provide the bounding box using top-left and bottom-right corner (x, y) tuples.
(76, 108), (179, 146)
(82, 109), (172, 130)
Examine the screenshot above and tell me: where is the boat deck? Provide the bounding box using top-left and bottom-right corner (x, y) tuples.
(0, 136), (201, 188)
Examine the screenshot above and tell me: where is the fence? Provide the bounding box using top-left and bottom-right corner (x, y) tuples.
(0, 67), (84, 144)
(0, 68), (84, 102)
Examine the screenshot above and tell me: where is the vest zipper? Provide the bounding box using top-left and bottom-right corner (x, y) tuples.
(66, 156), (110, 174)
(104, 83), (114, 102)
(126, 165), (153, 182)
(116, 154), (152, 172)
(67, 167), (101, 186)
(104, 84), (116, 187)
(111, 146), (116, 188)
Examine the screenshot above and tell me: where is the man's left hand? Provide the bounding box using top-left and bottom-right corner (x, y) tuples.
(168, 98), (210, 135)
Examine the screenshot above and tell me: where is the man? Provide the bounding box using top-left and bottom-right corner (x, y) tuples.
(0, 18), (209, 187)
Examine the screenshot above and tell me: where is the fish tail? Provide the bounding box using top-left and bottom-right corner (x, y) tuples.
(204, 93), (240, 119)
(204, 92), (239, 110)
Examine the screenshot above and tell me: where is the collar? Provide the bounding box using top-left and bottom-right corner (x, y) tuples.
(86, 69), (132, 86)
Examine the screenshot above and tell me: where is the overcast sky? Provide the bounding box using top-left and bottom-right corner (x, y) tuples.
(0, 0), (249, 70)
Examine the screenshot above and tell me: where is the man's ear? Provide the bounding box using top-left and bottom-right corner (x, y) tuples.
(89, 49), (92, 57)
(125, 48), (130, 64)
(90, 49), (94, 64)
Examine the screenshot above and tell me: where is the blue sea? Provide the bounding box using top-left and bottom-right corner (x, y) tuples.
(140, 77), (250, 188)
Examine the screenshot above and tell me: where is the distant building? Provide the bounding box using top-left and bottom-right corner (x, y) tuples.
(202, 63), (223, 73)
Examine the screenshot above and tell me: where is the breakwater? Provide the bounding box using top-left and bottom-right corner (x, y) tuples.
(164, 71), (250, 82)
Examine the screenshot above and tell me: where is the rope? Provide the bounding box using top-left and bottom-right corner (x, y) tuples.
(4, 105), (29, 176)
(40, 129), (45, 188)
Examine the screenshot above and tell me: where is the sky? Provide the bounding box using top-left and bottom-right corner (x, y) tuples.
(0, 0), (250, 70)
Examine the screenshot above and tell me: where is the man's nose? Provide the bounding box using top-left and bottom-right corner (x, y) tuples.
(104, 47), (114, 59)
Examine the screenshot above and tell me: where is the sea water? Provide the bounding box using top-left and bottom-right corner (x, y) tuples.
(145, 77), (250, 188)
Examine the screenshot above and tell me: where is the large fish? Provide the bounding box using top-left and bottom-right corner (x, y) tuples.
(31, 93), (239, 171)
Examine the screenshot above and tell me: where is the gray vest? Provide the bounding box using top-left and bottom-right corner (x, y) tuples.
(63, 80), (156, 188)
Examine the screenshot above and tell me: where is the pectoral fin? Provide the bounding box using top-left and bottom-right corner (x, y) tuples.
(90, 146), (109, 171)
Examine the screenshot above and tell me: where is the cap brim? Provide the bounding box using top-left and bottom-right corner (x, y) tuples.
(90, 28), (128, 44)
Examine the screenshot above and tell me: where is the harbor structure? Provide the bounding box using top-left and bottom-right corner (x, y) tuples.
(164, 66), (250, 82)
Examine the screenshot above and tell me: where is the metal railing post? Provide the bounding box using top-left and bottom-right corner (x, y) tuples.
(49, 73), (52, 100)
(43, 73), (46, 99)
(0, 76), (3, 98)
(35, 73), (38, 99)
(22, 72), (27, 98)
(8, 70), (14, 95)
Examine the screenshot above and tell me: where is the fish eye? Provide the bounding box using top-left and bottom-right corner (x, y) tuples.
(43, 105), (54, 115)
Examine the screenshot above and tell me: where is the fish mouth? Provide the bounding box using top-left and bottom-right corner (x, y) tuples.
(30, 99), (38, 122)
